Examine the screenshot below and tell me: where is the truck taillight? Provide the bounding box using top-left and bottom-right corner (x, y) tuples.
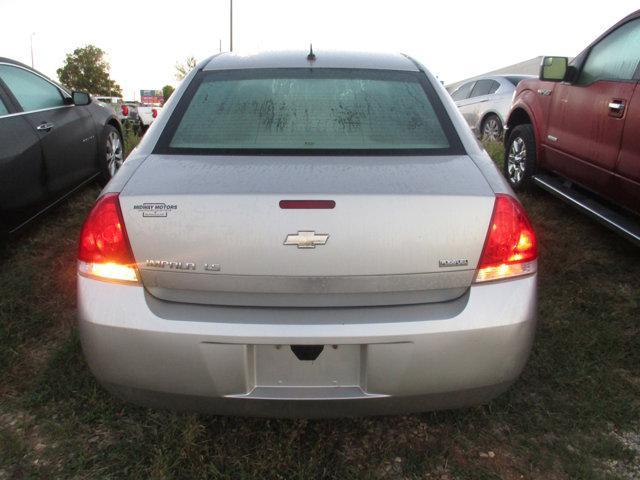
(78, 193), (139, 284)
(121, 105), (129, 116)
(475, 194), (537, 283)
(152, 108), (158, 118)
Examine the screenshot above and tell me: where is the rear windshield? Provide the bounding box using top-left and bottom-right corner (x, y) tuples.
(157, 69), (463, 155)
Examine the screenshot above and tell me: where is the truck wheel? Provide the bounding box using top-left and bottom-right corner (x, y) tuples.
(504, 124), (536, 190)
(481, 114), (503, 141)
(98, 125), (124, 186)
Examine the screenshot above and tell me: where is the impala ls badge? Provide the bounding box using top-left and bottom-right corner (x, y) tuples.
(439, 259), (469, 267)
(284, 231), (329, 249)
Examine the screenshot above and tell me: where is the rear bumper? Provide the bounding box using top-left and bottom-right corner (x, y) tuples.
(78, 273), (537, 417)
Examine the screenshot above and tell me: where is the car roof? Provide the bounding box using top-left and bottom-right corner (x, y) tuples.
(493, 74), (536, 79)
(452, 74), (536, 90)
(203, 50), (420, 72)
(0, 57), (29, 68)
(469, 74), (535, 82)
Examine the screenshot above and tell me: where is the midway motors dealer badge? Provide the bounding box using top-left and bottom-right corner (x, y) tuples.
(134, 202), (178, 217)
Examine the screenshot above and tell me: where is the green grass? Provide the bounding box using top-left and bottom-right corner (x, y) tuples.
(1, 141), (639, 479)
(123, 122), (142, 153)
(483, 140), (505, 171)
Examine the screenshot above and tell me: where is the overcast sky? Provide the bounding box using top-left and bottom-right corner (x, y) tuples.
(1, 0), (638, 99)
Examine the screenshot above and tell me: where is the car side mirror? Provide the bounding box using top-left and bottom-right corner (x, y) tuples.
(72, 91), (91, 106)
(540, 56), (569, 82)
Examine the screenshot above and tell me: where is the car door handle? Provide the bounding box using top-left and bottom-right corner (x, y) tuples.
(36, 122), (54, 132)
(608, 100), (626, 118)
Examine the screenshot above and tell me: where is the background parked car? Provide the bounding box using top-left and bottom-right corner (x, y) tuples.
(94, 95), (128, 123)
(450, 75), (534, 140)
(136, 103), (161, 132)
(504, 9), (640, 244)
(0, 58), (124, 235)
(112, 101), (161, 133)
(122, 101), (141, 129)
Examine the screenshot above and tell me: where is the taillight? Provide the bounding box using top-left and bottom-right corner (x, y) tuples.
(121, 105), (129, 116)
(78, 193), (139, 283)
(152, 108), (158, 118)
(475, 194), (537, 283)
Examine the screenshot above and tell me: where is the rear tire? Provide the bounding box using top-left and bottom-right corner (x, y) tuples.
(98, 125), (124, 186)
(504, 123), (536, 191)
(481, 114), (503, 141)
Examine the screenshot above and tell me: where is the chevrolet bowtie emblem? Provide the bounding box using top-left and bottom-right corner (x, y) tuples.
(284, 231), (329, 249)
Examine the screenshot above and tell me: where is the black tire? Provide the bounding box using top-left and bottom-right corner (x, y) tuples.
(481, 114), (503, 141)
(504, 123), (537, 191)
(98, 125), (125, 186)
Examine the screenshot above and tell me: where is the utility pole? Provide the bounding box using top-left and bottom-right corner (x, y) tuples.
(219, 39), (222, 53)
(30, 32), (35, 68)
(230, 0), (233, 52)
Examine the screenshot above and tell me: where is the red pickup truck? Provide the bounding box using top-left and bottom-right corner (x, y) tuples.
(504, 9), (639, 244)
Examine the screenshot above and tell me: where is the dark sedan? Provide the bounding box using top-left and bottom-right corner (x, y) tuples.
(0, 58), (124, 235)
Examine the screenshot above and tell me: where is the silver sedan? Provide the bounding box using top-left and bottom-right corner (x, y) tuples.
(77, 50), (538, 417)
(450, 75), (535, 140)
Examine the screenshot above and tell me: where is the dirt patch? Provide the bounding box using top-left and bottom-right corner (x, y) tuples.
(0, 410), (52, 470)
(602, 429), (640, 480)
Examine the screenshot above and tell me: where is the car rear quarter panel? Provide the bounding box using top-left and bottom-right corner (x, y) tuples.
(475, 94), (512, 132)
(413, 65), (514, 195)
(100, 56), (220, 196)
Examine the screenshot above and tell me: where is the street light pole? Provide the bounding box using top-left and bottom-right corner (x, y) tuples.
(30, 32), (35, 68)
(230, 0), (233, 52)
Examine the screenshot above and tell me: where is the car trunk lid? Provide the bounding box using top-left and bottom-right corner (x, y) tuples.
(119, 154), (495, 307)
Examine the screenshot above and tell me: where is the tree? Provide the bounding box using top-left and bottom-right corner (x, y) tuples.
(162, 85), (175, 102)
(57, 45), (122, 97)
(175, 56), (197, 81)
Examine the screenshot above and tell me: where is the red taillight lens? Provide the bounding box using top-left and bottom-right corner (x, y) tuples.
(152, 108), (158, 118)
(121, 105), (129, 116)
(475, 194), (537, 283)
(78, 193), (138, 283)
